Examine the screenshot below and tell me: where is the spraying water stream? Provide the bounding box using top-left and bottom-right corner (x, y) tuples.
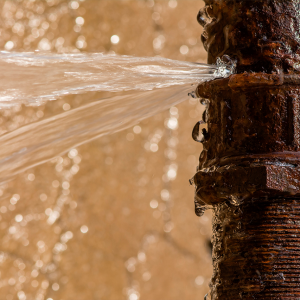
(0, 52), (233, 181)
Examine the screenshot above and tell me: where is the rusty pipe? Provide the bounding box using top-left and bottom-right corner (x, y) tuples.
(193, 0), (300, 298)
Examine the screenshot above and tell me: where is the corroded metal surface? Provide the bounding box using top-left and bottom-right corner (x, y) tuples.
(199, 0), (300, 73)
(212, 198), (300, 299)
(194, 0), (300, 298)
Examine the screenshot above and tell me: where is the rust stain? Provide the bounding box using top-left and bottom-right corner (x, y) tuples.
(194, 0), (300, 298)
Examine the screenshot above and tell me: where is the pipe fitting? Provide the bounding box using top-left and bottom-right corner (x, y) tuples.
(193, 0), (300, 298)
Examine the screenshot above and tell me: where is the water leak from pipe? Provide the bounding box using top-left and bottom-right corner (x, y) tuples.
(0, 52), (233, 182)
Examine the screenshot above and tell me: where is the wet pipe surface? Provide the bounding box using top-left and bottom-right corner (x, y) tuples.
(194, 0), (300, 298)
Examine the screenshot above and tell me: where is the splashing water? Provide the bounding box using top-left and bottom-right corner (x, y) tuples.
(0, 52), (233, 181)
(0, 52), (231, 107)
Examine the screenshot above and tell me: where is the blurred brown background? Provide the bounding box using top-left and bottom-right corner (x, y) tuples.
(0, 1), (212, 299)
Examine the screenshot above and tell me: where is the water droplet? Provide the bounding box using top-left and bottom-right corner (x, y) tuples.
(31, 280), (39, 288)
(152, 12), (160, 21)
(202, 110), (208, 123)
(192, 121), (205, 143)
(76, 36), (86, 49)
(164, 222), (174, 232)
(229, 195), (240, 206)
(204, 293), (211, 300)
(133, 125), (142, 134)
(180, 45), (189, 55)
(195, 200), (205, 217)
(4, 41), (14, 51)
(28, 173), (35, 181)
(75, 16), (84, 25)
(68, 149), (78, 158)
(69, 1), (79, 9)
(126, 133), (134, 141)
(166, 117), (178, 130)
(36, 110), (44, 118)
(150, 200), (158, 209)
(142, 271), (151, 281)
(80, 225), (88, 233)
(41, 280), (49, 289)
(169, 107), (178, 115)
(31, 270), (39, 278)
(38, 38), (51, 51)
(63, 103), (71, 111)
(161, 189), (170, 201)
(138, 252), (146, 262)
(189, 177), (194, 186)
(52, 180), (60, 188)
(200, 98), (209, 106)
(153, 35), (165, 50)
(17, 291), (26, 300)
(188, 91), (197, 98)
(52, 283), (59, 291)
(15, 214), (23, 222)
(8, 278), (16, 285)
(0, 206), (7, 213)
(40, 193), (47, 201)
(195, 276), (204, 286)
(62, 181), (70, 190)
(197, 7), (210, 27)
(168, 0), (177, 8)
(129, 293), (139, 300)
(111, 35), (120, 44)
(36, 260), (43, 268)
(150, 143), (158, 152)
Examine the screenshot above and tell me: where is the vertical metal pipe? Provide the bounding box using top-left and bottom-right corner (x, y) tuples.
(193, 0), (300, 298)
